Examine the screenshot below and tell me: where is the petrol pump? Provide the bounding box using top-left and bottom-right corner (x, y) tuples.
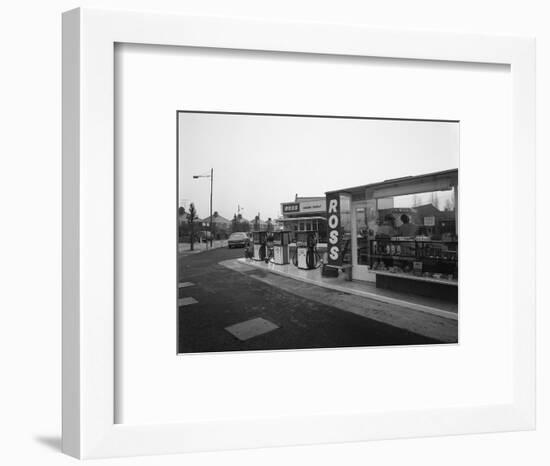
(271, 231), (291, 265)
(293, 231), (321, 270)
(252, 231), (268, 261)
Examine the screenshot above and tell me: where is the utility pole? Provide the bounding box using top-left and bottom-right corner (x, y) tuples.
(209, 168), (213, 248)
(193, 168), (214, 248)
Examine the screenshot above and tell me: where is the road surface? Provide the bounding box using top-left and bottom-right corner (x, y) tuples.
(178, 246), (442, 353)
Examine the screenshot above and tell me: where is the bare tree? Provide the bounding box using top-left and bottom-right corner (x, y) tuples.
(178, 206), (186, 243)
(188, 203), (198, 251)
(241, 218), (250, 232)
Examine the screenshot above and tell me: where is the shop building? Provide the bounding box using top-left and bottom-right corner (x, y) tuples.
(325, 168), (458, 303)
(279, 196), (328, 242)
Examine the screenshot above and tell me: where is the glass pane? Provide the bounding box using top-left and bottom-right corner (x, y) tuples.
(355, 207), (369, 266)
(369, 188), (458, 279)
(340, 194), (352, 264)
(376, 188), (457, 240)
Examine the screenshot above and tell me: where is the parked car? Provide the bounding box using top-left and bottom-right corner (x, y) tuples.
(228, 232), (250, 248)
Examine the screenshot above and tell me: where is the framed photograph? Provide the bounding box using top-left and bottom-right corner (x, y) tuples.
(62, 8), (535, 459)
(176, 111), (459, 354)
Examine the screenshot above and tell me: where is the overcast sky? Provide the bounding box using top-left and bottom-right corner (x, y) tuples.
(178, 113), (459, 220)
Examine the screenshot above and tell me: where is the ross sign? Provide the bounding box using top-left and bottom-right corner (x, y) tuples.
(282, 199), (326, 215)
(282, 202), (300, 214)
(325, 193), (343, 267)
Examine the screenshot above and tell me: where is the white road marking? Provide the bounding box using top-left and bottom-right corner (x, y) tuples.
(225, 318), (279, 341)
(178, 282), (195, 288)
(218, 259), (255, 273)
(178, 297), (198, 307)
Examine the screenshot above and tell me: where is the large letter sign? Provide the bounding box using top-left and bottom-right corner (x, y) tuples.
(326, 193), (342, 267)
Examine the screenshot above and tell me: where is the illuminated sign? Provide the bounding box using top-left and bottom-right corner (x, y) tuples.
(326, 193), (342, 267)
(282, 199), (326, 214)
(282, 203), (300, 213)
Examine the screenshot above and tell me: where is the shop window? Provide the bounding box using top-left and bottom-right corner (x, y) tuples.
(369, 187), (458, 282)
(355, 207), (369, 265)
(339, 195), (352, 264)
(376, 188), (456, 240)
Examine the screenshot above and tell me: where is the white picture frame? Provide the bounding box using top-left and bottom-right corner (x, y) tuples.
(62, 7), (535, 459)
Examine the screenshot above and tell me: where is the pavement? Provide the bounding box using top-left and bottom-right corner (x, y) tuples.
(239, 257), (458, 319)
(178, 239), (228, 256)
(222, 259), (458, 343)
(178, 246), (457, 353)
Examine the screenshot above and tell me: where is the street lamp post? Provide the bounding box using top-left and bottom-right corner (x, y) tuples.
(193, 168), (214, 247)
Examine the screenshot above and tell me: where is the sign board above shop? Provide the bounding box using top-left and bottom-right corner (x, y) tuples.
(325, 192), (343, 268)
(282, 203), (300, 214)
(300, 199), (326, 212)
(282, 198), (327, 215)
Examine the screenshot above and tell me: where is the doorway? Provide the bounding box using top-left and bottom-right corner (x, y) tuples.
(350, 202), (375, 282)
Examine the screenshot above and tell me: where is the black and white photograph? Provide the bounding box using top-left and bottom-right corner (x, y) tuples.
(177, 111), (459, 353)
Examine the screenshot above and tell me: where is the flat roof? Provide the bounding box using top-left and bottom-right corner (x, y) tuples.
(278, 216), (327, 222)
(295, 196), (325, 202)
(282, 196), (326, 205)
(325, 168), (458, 195)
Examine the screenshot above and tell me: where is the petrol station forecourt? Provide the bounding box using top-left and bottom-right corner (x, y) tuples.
(177, 113), (459, 352)
(244, 168), (458, 311)
(178, 245), (456, 354)
(178, 170), (458, 353)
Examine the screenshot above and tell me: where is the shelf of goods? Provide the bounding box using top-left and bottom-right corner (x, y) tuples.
(372, 269), (458, 286)
(369, 237), (458, 284)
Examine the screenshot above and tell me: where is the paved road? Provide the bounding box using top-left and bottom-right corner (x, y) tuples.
(178, 239), (227, 254)
(178, 246), (441, 353)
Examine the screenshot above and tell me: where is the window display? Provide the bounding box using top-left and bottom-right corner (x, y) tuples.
(369, 188), (458, 283)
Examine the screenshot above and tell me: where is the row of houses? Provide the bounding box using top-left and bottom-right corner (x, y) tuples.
(179, 190), (456, 242)
(178, 210), (276, 240)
